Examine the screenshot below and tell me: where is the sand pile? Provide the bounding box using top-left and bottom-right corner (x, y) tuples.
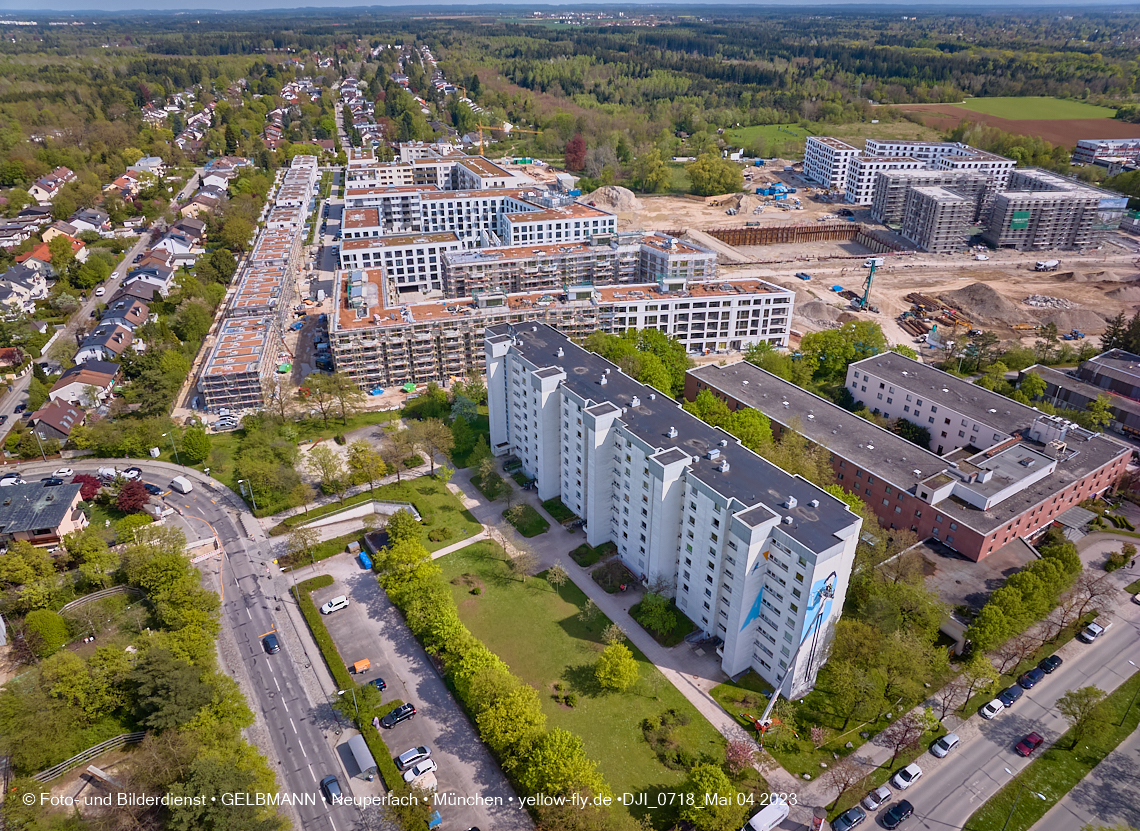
(796, 301), (845, 328)
(1038, 309), (1108, 332)
(939, 283), (1034, 325)
(738, 193), (765, 214)
(1054, 269), (1135, 283)
(583, 186), (642, 212)
(1107, 285), (1140, 302)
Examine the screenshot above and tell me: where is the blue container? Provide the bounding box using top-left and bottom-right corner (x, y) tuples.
(359, 551), (372, 570)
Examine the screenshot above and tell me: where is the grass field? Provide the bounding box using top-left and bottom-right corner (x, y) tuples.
(724, 123), (811, 152)
(438, 543), (726, 818)
(955, 97), (1118, 120)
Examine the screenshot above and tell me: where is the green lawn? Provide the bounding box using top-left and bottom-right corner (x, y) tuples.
(438, 543), (727, 819)
(569, 540), (616, 567)
(279, 530), (364, 569)
(723, 123), (811, 154)
(541, 497), (578, 524)
(955, 97), (1118, 120)
(964, 670), (1140, 831)
(1125, 576), (1140, 594)
(367, 478), (482, 552)
(664, 162), (691, 194)
(629, 598), (697, 647)
(503, 504), (549, 537)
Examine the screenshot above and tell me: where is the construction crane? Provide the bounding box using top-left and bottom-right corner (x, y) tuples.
(855, 257), (883, 314)
(476, 124), (542, 156)
(758, 571), (837, 728)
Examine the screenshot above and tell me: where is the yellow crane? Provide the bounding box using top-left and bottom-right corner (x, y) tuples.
(476, 124), (542, 156)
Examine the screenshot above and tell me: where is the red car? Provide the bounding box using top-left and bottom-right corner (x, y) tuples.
(1015, 732), (1044, 757)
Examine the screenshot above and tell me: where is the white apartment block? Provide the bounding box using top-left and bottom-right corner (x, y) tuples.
(803, 137), (859, 191)
(500, 199), (617, 245)
(338, 232), (464, 297)
(845, 157), (924, 205)
(485, 324), (861, 695)
(1073, 138), (1140, 166)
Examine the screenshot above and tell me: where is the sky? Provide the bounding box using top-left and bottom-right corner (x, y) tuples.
(0, 0), (1125, 13)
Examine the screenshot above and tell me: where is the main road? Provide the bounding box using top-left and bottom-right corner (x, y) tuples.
(16, 459), (363, 830)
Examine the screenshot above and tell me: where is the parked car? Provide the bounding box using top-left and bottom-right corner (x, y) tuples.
(930, 733), (960, 758)
(122, 467), (142, 480)
(980, 699), (1005, 720)
(1038, 655), (1063, 674)
(1077, 621), (1106, 643)
(861, 785), (892, 812)
(1015, 732), (1045, 757)
(0, 477), (25, 487)
(402, 759), (438, 783)
(830, 805), (866, 831)
(319, 775), (342, 803)
(1018, 668), (1046, 689)
(891, 763), (922, 790)
(41, 478), (64, 486)
(53, 468), (73, 478)
(320, 596), (349, 615)
(881, 800), (914, 830)
(380, 703), (416, 728)
(262, 633), (280, 654)
(998, 686), (1024, 708)
(368, 677), (387, 692)
(0, 415), (7, 425)
(13, 404), (25, 413)
(396, 746), (431, 772)
(143, 483), (163, 495)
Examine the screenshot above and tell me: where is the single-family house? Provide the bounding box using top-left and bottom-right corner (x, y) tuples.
(199, 171), (233, 192)
(49, 360), (119, 407)
(150, 232), (198, 266)
(41, 221), (79, 243)
(103, 172), (141, 199)
(179, 192), (221, 219)
(15, 206), (54, 227)
(170, 217), (206, 242)
(28, 399), (85, 442)
(100, 297), (149, 331)
(109, 283), (158, 305)
(0, 347), (22, 368)
(15, 237), (87, 277)
(0, 482), (88, 547)
(0, 222), (36, 249)
(123, 263), (176, 297)
(128, 156), (165, 178)
(69, 208), (111, 236)
(74, 324), (134, 364)
(28, 167), (76, 203)
(121, 216), (148, 231)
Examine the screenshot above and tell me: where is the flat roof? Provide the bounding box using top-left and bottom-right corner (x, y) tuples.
(489, 323), (859, 552)
(343, 208), (381, 229)
(594, 280), (786, 303)
(1080, 349), (1140, 386)
(203, 316), (274, 377)
(910, 186), (970, 202)
(344, 185), (436, 197)
(341, 232), (459, 250)
(505, 204), (612, 223)
(854, 156), (922, 165)
(1032, 364), (1140, 419)
(639, 235), (711, 256)
(810, 137), (859, 151)
(459, 157), (511, 177)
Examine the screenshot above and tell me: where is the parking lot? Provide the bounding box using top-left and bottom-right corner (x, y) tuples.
(310, 561), (530, 831)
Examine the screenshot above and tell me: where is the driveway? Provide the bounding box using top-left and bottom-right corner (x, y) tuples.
(296, 554), (531, 831)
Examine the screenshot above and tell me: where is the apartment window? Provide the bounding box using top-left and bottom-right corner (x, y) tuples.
(792, 588), (802, 599)
(795, 572), (804, 583)
(783, 631), (794, 643)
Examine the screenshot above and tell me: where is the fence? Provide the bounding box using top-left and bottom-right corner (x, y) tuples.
(32, 733), (147, 782)
(59, 586), (144, 614)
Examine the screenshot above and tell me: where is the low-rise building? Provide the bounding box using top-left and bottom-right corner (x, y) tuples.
(1073, 138), (1140, 166)
(198, 315), (277, 413)
(29, 399), (84, 442)
(0, 264), (48, 316)
(28, 167), (76, 203)
(49, 360), (119, 407)
(1024, 362), (1140, 441)
(0, 482), (88, 547)
(75, 324), (134, 364)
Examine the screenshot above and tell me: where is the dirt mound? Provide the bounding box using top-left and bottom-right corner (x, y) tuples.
(1038, 309), (1109, 332)
(582, 186), (642, 212)
(1107, 285), (1140, 302)
(796, 301), (845, 328)
(1054, 269), (1135, 283)
(738, 193), (765, 214)
(939, 282), (1034, 325)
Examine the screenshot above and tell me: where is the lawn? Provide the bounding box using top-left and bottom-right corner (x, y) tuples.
(365, 478), (482, 553)
(1125, 576), (1140, 594)
(438, 543), (728, 821)
(570, 540), (616, 567)
(723, 123), (811, 154)
(955, 96), (1117, 120)
(503, 503), (549, 537)
(664, 162), (691, 194)
(541, 497), (578, 524)
(278, 530), (364, 569)
(963, 670), (1140, 831)
(630, 598), (697, 647)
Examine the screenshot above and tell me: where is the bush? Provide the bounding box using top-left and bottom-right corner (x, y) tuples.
(24, 609), (69, 657)
(334, 433), (347, 445)
(428, 527), (452, 543)
(471, 586), (482, 595)
(404, 453), (423, 468)
(1106, 551), (1128, 572)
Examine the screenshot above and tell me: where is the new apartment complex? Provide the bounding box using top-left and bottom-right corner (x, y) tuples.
(485, 323), (862, 695)
(688, 357), (1129, 562)
(899, 186), (976, 254)
(803, 137), (859, 191)
(982, 169), (1103, 251)
(1073, 138), (1140, 166)
(869, 169), (989, 226)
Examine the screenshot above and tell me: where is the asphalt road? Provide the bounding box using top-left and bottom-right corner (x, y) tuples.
(888, 609), (1140, 831)
(15, 460), (364, 830)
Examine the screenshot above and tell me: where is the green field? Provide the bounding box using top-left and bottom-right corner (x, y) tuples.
(438, 544), (725, 809)
(723, 123), (811, 153)
(955, 97), (1118, 120)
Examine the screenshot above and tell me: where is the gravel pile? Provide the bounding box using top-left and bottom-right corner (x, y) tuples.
(796, 301), (845, 328)
(1038, 309), (1109, 332)
(939, 282), (1034, 325)
(1024, 295), (1075, 309)
(582, 185), (643, 212)
(1107, 285), (1140, 302)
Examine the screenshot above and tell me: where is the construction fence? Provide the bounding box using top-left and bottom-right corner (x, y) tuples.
(665, 223), (911, 253)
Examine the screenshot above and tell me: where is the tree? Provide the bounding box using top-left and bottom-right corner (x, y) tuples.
(1057, 686), (1110, 748)
(285, 526), (320, 567)
(878, 712), (927, 767)
(48, 235), (77, 274)
(1087, 394), (1114, 430)
(516, 728), (609, 799)
(451, 394), (478, 423)
(967, 603), (1011, 653)
(379, 429), (415, 483)
(633, 148), (670, 193)
(306, 444), (347, 501)
(386, 509), (422, 545)
(1101, 313), (1127, 352)
(23, 609), (69, 657)
(596, 643), (639, 692)
(347, 440), (386, 492)
(78, 542), (119, 589)
(601, 623), (627, 645)
(328, 372), (365, 424)
(181, 427), (211, 464)
(509, 549), (539, 582)
(546, 563), (568, 589)
(679, 764), (746, 831)
(824, 660), (874, 729)
(1066, 569), (1116, 621)
(117, 479), (150, 514)
(993, 631), (1043, 674)
(72, 473), (101, 501)
(300, 373), (337, 426)
(823, 756), (868, 810)
(636, 592), (677, 636)
(565, 134), (587, 172)
(409, 418), (454, 475)
(724, 736), (757, 777)
(686, 152), (743, 196)
(1019, 371), (1047, 401)
(450, 415), (475, 459)
(219, 216), (254, 252)
(475, 683), (547, 761)
(376, 540), (438, 592)
(130, 648), (214, 731)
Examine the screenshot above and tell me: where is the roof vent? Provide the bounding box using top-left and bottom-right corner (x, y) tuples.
(783, 401), (789, 408)
(784, 496), (798, 509)
(743, 380), (749, 385)
(532, 325), (538, 331)
(557, 347), (564, 357)
(707, 448), (721, 460)
(649, 394), (656, 401)
(719, 439), (728, 447)
(807, 414), (815, 420)
(988, 408), (997, 413)
(914, 469), (922, 476)
(783, 516), (794, 525)
(809, 499), (820, 508)
(667, 426), (678, 438)
(630, 396), (641, 408)
(717, 459), (730, 473)
(600, 375), (607, 386)
(867, 444), (874, 450)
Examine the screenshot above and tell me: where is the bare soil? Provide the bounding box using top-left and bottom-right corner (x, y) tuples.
(895, 103), (1140, 146)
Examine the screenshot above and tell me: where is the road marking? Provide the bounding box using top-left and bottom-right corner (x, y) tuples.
(300, 742), (307, 758)
(274, 677), (280, 692)
(282, 698), (289, 712)
(246, 608), (252, 620)
(290, 718), (297, 734)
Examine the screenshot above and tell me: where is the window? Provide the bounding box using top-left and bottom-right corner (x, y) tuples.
(795, 572), (804, 583)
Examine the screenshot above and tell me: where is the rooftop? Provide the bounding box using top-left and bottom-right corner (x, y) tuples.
(810, 137), (859, 152)
(341, 232), (459, 250)
(0, 482), (83, 536)
(202, 316), (274, 378)
(1080, 349), (1140, 386)
(490, 323), (860, 553)
(504, 203), (613, 223)
(343, 208), (381, 229)
(910, 186), (971, 203)
(458, 157), (512, 178)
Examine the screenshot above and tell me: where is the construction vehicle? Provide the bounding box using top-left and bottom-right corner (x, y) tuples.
(1011, 324), (1038, 331)
(851, 258), (882, 313)
(476, 124), (542, 156)
(1035, 260), (1061, 272)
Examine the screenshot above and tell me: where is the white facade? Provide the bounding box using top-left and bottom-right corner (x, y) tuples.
(803, 137), (859, 191)
(1073, 138), (1140, 165)
(486, 323), (861, 696)
(845, 157), (924, 205)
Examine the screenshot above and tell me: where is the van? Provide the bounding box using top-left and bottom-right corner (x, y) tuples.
(742, 798), (788, 831)
(1078, 620), (1108, 643)
(320, 596), (349, 615)
(169, 476), (193, 494)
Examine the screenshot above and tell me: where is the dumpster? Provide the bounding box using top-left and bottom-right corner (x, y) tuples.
(359, 550), (372, 569)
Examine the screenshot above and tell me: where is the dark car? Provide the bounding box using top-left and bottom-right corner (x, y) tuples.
(262, 633), (281, 654)
(1018, 668), (1046, 689)
(831, 805), (866, 831)
(881, 800), (914, 830)
(380, 703), (416, 728)
(40, 478), (64, 486)
(13, 404), (25, 414)
(998, 686), (1024, 708)
(1015, 732), (1045, 757)
(0, 415), (7, 425)
(319, 775), (342, 803)
(1038, 654), (1063, 674)
(368, 677), (387, 692)
(143, 483), (163, 495)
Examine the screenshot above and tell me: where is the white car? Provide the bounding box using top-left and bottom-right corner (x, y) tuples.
(53, 468), (73, 478)
(402, 759), (437, 783)
(0, 477), (24, 487)
(94, 286), (105, 296)
(891, 762), (922, 790)
(980, 699), (1005, 720)
(861, 784), (892, 811)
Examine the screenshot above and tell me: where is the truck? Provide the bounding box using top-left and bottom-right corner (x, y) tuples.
(169, 476), (193, 495)
(1035, 260), (1060, 272)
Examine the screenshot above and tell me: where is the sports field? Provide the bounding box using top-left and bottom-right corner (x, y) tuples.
(954, 96), (1117, 120)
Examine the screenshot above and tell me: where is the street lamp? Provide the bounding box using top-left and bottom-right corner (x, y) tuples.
(1118, 660), (1139, 727)
(32, 430), (47, 462)
(237, 479), (258, 513)
(161, 432), (181, 466)
(337, 688), (359, 726)
(1001, 767), (1047, 831)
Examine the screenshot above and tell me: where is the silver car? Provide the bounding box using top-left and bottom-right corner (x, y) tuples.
(396, 746), (431, 772)
(861, 785), (892, 811)
(931, 732), (960, 758)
